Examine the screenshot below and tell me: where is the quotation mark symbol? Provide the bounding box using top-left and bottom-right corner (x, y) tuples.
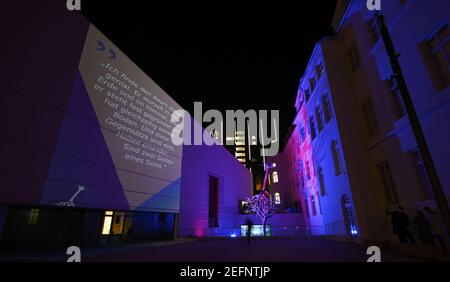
(366, 246), (381, 262)
(97, 40), (116, 60)
(66, 246), (81, 262)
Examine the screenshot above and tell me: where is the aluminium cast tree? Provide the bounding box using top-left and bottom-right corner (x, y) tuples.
(245, 162), (277, 237)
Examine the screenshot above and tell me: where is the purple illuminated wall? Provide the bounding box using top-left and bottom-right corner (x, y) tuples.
(0, 1), (183, 213)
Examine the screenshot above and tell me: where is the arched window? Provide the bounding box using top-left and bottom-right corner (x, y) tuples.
(272, 171), (279, 183)
(341, 195), (358, 237)
(331, 140), (343, 176)
(318, 166), (326, 196)
(274, 192), (281, 205)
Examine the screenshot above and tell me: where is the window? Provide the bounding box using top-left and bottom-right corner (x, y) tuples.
(209, 176), (219, 227)
(272, 171), (279, 183)
(377, 161), (399, 204)
(347, 43), (361, 72)
(305, 88), (311, 102)
(311, 195), (317, 216)
(102, 211), (114, 235)
(235, 152), (245, 157)
(235, 147), (245, 152)
(316, 64), (325, 81)
(318, 166), (326, 196)
(28, 209), (39, 225)
(239, 200), (248, 214)
(409, 150), (433, 200)
(309, 77), (317, 92)
(305, 161), (311, 180)
(423, 24), (450, 90)
(309, 116), (317, 140)
(322, 95), (333, 123)
(331, 140), (344, 176)
(361, 97), (379, 138)
(342, 195), (358, 236)
(274, 192), (281, 205)
(388, 77), (406, 119)
(315, 106), (324, 132)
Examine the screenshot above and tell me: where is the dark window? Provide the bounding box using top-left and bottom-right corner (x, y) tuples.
(316, 64), (325, 81)
(208, 176), (219, 227)
(318, 166), (326, 196)
(361, 97), (379, 138)
(409, 150), (433, 200)
(367, 17), (380, 45)
(322, 95), (333, 123)
(377, 161), (399, 204)
(309, 116), (317, 140)
(388, 77), (406, 119)
(305, 88), (311, 102)
(310, 77), (317, 92)
(316, 106), (324, 132)
(425, 24), (450, 89)
(311, 195), (317, 216)
(347, 43), (361, 72)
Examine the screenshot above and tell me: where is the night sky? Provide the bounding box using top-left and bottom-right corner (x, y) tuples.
(81, 1), (337, 148)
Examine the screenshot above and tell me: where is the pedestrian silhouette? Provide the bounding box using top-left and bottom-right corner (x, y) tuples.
(413, 210), (433, 245)
(387, 206), (415, 244)
(423, 206), (448, 255)
(245, 218), (253, 244)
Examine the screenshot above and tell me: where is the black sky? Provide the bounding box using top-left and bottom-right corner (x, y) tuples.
(81, 1), (337, 147)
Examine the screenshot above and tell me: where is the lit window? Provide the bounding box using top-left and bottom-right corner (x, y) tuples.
(28, 209), (39, 225)
(235, 141), (245, 146)
(235, 147), (245, 152)
(272, 171), (279, 183)
(235, 152), (246, 157)
(237, 158), (246, 163)
(274, 192), (281, 205)
(102, 211), (114, 235)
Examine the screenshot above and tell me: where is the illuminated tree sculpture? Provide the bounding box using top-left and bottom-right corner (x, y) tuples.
(245, 162), (277, 237)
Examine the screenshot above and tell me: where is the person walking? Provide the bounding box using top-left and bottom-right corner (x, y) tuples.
(413, 210), (433, 245)
(246, 218), (253, 245)
(423, 206), (448, 255)
(387, 206), (415, 244)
